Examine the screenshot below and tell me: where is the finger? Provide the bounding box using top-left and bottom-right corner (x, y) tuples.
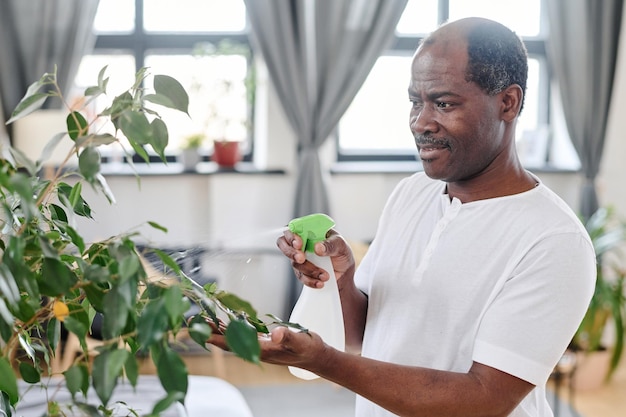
(277, 233), (306, 264)
(207, 332), (229, 351)
(293, 266), (327, 288)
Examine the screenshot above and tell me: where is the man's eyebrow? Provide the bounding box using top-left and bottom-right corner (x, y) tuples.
(426, 91), (460, 100)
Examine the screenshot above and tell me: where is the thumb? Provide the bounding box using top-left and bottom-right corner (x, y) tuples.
(271, 326), (288, 344)
(315, 233), (345, 257)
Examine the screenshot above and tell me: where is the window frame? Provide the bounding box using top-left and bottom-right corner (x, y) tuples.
(91, 0), (255, 163)
(336, 0), (551, 165)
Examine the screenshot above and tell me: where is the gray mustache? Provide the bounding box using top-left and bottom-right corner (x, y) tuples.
(415, 136), (450, 147)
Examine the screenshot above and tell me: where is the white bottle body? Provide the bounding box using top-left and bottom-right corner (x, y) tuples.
(288, 253), (345, 380)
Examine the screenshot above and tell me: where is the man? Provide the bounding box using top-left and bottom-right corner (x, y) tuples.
(211, 17), (596, 416)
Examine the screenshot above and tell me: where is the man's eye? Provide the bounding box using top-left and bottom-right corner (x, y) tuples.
(436, 101), (452, 109)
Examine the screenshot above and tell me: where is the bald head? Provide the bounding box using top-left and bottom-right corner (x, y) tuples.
(418, 17), (528, 110)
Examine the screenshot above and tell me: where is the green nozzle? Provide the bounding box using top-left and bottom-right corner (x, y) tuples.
(288, 213), (335, 253)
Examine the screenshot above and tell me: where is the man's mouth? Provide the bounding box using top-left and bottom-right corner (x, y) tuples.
(416, 138), (450, 160)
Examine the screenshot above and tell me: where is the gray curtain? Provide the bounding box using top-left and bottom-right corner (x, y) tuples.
(244, 0), (408, 218)
(546, 0), (623, 220)
(0, 0), (100, 141)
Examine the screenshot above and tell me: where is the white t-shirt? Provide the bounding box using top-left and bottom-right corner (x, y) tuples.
(354, 172), (596, 417)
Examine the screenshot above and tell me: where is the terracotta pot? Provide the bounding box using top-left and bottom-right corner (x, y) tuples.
(212, 140), (241, 167)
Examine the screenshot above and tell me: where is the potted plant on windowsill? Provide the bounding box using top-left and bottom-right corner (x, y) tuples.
(0, 67), (287, 416)
(569, 206), (626, 389)
(212, 139), (241, 168)
(180, 132), (206, 171)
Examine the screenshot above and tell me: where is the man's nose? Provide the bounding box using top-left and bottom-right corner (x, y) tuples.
(410, 106), (438, 135)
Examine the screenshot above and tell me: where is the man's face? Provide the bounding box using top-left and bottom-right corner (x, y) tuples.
(408, 40), (508, 183)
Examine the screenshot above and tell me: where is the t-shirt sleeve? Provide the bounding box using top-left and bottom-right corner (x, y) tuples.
(473, 231), (596, 385)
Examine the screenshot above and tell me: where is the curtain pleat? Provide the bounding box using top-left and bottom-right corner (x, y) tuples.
(244, 0), (408, 218)
(0, 0), (100, 141)
(546, 0), (623, 220)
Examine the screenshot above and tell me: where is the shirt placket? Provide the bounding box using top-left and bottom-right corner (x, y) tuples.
(413, 196), (463, 282)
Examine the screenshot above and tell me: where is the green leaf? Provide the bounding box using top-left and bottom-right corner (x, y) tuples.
(164, 285), (189, 327)
(47, 318), (61, 354)
(128, 140), (150, 163)
(67, 111), (89, 140)
(75, 133), (118, 148)
(63, 316), (88, 343)
(68, 182), (82, 210)
(150, 74), (190, 114)
(9, 147), (38, 176)
(155, 345), (188, 400)
(102, 284), (132, 339)
(0, 357), (18, 406)
(0, 263), (20, 305)
(18, 333), (37, 362)
(151, 392), (186, 415)
(119, 110), (152, 145)
(188, 315), (212, 348)
(66, 225), (86, 254)
(64, 363), (89, 398)
(94, 173), (116, 205)
(92, 348), (130, 406)
(6, 73), (54, 124)
(0, 299), (13, 330)
(103, 91), (133, 120)
(49, 203), (68, 223)
(225, 319), (260, 364)
(39, 257), (78, 296)
(150, 118), (168, 160)
(116, 246), (140, 283)
(38, 131), (67, 165)
(83, 264), (110, 285)
(58, 182), (93, 218)
(0, 391), (12, 417)
(147, 221), (168, 233)
(8, 173), (38, 220)
(153, 249), (182, 275)
(216, 292), (259, 321)
(78, 146), (100, 182)
(124, 354), (139, 387)
(19, 362), (41, 383)
(137, 298), (168, 349)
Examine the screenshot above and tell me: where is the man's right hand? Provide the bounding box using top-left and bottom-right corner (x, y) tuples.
(276, 229), (356, 289)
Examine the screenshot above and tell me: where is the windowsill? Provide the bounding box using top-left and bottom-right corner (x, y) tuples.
(97, 161), (286, 176)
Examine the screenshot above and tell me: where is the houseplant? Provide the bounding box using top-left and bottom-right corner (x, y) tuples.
(570, 206), (626, 386)
(0, 67), (287, 416)
(179, 132), (206, 171)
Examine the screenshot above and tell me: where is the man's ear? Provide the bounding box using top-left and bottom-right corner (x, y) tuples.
(500, 84), (523, 122)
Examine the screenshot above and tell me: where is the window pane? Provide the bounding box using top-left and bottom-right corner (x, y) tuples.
(339, 56), (416, 154)
(518, 58), (540, 136)
(448, 0), (542, 37)
(144, 0), (246, 32)
(144, 53), (250, 151)
(339, 56), (543, 158)
(396, 0), (440, 35)
(93, 0), (134, 33)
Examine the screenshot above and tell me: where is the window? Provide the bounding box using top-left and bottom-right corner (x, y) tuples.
(338, 0), (572, 169)
(73, 0), (253, 162)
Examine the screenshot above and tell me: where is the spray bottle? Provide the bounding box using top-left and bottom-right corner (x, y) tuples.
(287, 213), (345, 380)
